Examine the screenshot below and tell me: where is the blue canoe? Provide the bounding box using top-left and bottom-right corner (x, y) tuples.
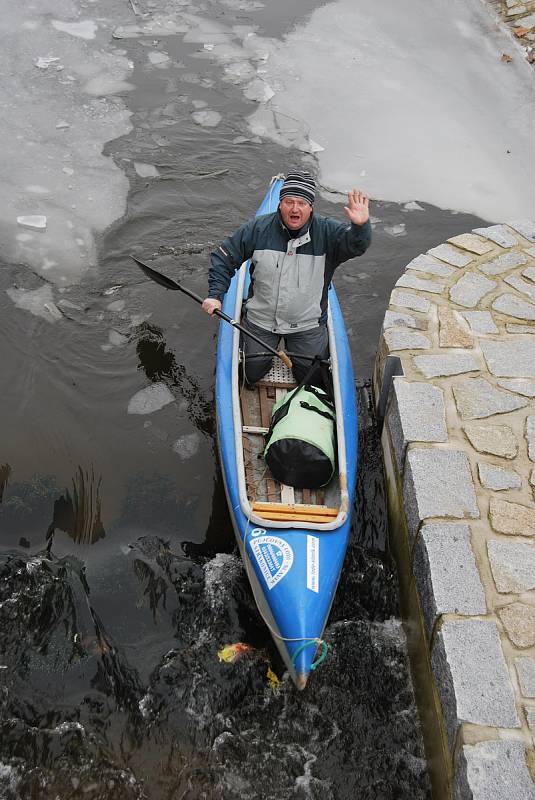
(216, 177), (358, 689)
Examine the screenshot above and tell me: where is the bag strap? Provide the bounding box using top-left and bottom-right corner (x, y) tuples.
(299, 401), (335, 422)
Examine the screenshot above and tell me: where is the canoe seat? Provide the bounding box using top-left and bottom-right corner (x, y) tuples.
(252, 501), (338, 524)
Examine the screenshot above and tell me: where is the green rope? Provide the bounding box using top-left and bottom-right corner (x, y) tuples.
(290, 639), (329, 671)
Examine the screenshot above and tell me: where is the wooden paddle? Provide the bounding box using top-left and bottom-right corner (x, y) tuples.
(131, 256), (293, 369)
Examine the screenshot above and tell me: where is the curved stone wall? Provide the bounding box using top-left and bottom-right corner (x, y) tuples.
(373, 221), (535, 799)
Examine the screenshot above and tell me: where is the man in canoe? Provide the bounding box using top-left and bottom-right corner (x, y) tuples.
(202, 170), (371, 385)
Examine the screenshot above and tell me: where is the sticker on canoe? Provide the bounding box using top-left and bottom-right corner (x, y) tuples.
(250, 535), (294, 591)
(306, 535), (319, 593)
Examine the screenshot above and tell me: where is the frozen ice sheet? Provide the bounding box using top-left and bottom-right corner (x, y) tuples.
(1, 4), (132, 284)
(246, 0), (535, 222)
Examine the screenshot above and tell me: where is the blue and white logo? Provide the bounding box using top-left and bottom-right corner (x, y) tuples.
(250, 535), (294, 590)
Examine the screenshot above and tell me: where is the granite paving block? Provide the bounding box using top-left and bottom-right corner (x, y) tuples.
(506, 324), (535, 333)
(524, 266), (535, 283)
(452, 377), (527, 419)
(531, 468), (535, 489)
(413, 353), (479, 378)
(390, 289), (431, 313)
(432, 619), (519, 749)
(463, 422), (518, 458)
(481, 338), (535, 377)
(505, 273), (535, 301)
(479, 251), (528, 275)
(507, 220), (535, 242)
(448, 233), (493, 255)
(395, 274), (444, 294)
(450, 273), (497, 308)
(472, 224), (519, 248)
(455, 740), (535, 800)
(517, 11), (535, 26)
(386, 379), (447, 470)
(515, 657), (535, 697)
(492, 293), (535, 320)
(403, 449), (479, 541)
(462, 310), (498, 335)
(497, 378), (535, 397)
(477, 462), (521, 490)
(488, 539), (535, 593)
(525, 707), (535, 733)
(527, 415), (535, 461)
(414, 523), (486, 638)
(489, 496), (535, 536)
(526, 247), (535, 259)
(405, 253), (454, 277)
(498, 602), (535, 648)
(438, 308), (473, 348)
(383, 328), (431, 351)
(383, 310), (426, 330)
(428, 243), (473, 267)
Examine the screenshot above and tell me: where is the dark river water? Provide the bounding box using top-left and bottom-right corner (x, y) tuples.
(0, 1), (488, 797)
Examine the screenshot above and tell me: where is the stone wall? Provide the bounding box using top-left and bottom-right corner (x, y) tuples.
(373, 221), (535, 799)
(486, 0), (535, 66)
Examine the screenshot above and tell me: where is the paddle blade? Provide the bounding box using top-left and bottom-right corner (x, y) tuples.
(131, 255), (181, 290)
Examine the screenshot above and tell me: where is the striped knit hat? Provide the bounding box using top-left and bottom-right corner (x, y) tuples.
(279, 170), (316, 205)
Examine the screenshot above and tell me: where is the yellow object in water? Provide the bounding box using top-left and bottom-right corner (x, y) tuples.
(217, 642), (255, 663)
(266, 665), (280, 690)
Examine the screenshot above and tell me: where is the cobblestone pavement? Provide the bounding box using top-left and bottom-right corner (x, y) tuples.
(374, 221), (535, 799)
(487, 0), (535, 65)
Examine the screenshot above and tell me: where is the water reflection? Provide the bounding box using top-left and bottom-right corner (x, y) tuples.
(0, 462), (11, 501)
(46, 466), (105, 548)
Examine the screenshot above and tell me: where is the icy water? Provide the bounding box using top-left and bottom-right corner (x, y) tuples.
(0, 1), (491, 798)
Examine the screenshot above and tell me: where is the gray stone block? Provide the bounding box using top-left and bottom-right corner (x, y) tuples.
(527, 416), (535, 461)
(450, 273), (497, 308)
(492, 293), (535, 320)
(472, 224), (519, 248)
(414, 523), (486, 639)
(413, 353), (479, 378)
(481, 339), (535, 378)
(386, 379), (447, 471)
(432, 619), (520, 750)
(390, 289), (431, 313)
(524, 266), (535, 283)
(462, 310), (499, 335)
(487, 539), (535, 593)
(395, 273), (444, 294)
(477, 462), (521, 490)
(507, 219), (535, 242)
(497, 378), (535, 398)
(499, 602), (535, 648)
(455, 740), (535, 800)
(464, 422), (519, 458)
(406, 253), (455, 277)
(479, 251), (527, 275)
(383, 310), (426, 330)
(505, 273), (535, 301)
(428, 243), (473, 267)
(452, 377), (527, 419)
(383, 328), (431, 351)
(506, 324), (535, 333)
(403, 449), (479, 542)
(448, 234), (493, 255)
(516, 657), (535, 697)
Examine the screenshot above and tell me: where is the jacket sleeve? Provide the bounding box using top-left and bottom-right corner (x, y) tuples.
(208, 218), (258, 300)
(325, 217), (372, 267)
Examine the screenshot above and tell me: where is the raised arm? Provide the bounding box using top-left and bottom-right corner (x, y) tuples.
(203, 218), (257, 314)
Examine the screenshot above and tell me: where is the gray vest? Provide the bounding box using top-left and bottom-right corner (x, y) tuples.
(246, 231), (326, 334)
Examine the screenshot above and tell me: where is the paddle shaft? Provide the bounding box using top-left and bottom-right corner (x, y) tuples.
(131, 256), (293, 369)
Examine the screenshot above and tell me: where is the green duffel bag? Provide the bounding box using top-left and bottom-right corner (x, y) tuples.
(264, 384), (336, 489)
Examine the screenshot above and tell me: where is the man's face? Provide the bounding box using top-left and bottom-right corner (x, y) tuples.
(279, 196), (313, 231)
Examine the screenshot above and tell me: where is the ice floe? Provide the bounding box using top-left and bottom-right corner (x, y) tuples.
(191, 109), (222, 127)
(172, 432), (201, 460)
(133, 162), (160, 178)
(128, 383), (175, 415)
(51, 20), (98, 40)
(6, 284), (63, 323)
